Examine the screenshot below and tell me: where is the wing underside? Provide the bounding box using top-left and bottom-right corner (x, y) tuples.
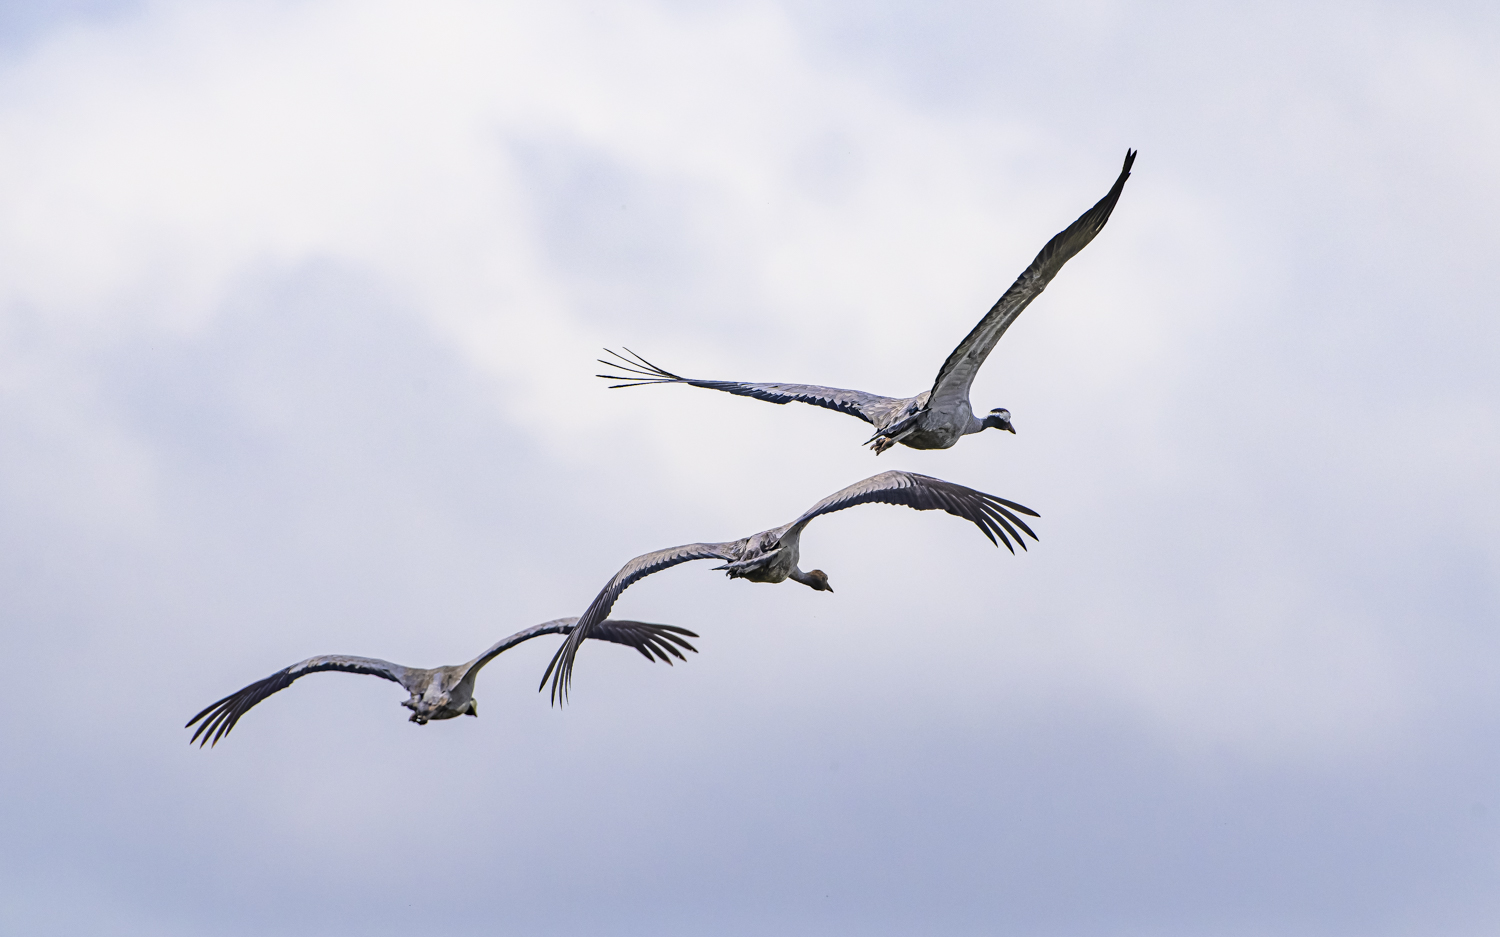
(542, 541), (738, 704)
(186, 655), (407, 747)
(599, 348), (908, 427)
(926, 149), (1136, 415)
(469, 617), (700, 676)
(788, 470), (1040, 553)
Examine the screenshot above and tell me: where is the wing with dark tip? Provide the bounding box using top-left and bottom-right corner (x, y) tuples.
(465, 617), (699, 677)
(589, 620), (700, 663)
(185, 656), (408, 747)
(785, 470), (1040, 554)
(598, 348), (909, 428)
(927, 150), (1135, 415)
(542, 542), (738, 704)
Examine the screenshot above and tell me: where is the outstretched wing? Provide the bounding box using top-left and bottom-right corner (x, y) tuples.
(185, 655), (408, 747)
(786, 470), (1040, 554)
(599, 348), (908, 427)
(590, 620), (701, 662)
(542, 542), (738, 704)
(927, 150), (1135, 415)
(466, 617), (700, 676)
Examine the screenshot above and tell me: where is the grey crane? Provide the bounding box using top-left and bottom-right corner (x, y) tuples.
(543, 470), (1037, 702)
(600, 149), (1134, 454)
(187, 618), (696, 746)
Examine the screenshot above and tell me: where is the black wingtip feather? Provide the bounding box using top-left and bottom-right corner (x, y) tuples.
(596, 349), (691, 389)
(600, 377), (676, 389)
(543, 619), (702, 704)
(985, 499), (1039, 542)
(989, 495), (1040, 518)
(185, 695), (229, 731)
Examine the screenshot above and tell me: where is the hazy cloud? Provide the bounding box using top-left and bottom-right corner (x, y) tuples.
(1, 1), (1496, 934)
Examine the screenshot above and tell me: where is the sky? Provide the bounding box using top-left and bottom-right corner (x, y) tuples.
(0, 1), (1497, 934)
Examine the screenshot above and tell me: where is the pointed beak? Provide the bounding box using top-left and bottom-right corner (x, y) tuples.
(1005, 424), (1016, 434)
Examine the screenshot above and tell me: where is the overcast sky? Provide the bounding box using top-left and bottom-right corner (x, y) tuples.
(1, 1), (1497, 934)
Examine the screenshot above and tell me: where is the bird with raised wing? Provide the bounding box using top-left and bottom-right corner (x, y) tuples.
(600, 149), (1135, 454)
(542, 470), (1038, 702)
(187, 618), (697, 746)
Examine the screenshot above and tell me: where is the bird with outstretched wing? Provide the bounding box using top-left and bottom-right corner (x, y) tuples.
(187, 618), (697, 746)
(543, 470), (1037, 703)
(600, 149), (1135, 453)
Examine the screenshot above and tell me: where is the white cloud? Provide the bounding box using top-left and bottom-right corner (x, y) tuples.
(1, 1), (1498, 933)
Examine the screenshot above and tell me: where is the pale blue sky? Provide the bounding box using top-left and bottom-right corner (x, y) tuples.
(1, 2), (1497, 934)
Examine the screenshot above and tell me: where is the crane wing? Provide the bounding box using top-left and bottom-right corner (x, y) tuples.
(465, 617), (699, 677)
(599, 348), (908, 428)
(542, 542), (738, 704)
(185, 655), (408, 747)
(926, 150), (1135, 416)
(785, 470), (1040, 553)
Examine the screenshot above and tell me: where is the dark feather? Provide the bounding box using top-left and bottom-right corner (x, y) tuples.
(185, 658), (402, 747)
(788, 471), (1040, 552)
(544, 545), (734, 704)
(597, 348), (895, 426)
(928, 149), (1135, 411)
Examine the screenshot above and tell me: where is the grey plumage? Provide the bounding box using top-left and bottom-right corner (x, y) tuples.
(186, 618), (697, 746)
(543, 470), (1038, 703)
(601, 149), (1135, 454)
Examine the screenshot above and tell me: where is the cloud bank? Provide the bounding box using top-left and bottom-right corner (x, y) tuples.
(0, 1), (1497, 934)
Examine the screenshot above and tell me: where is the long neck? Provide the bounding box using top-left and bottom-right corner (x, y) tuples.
(788, 567), (818, 588)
